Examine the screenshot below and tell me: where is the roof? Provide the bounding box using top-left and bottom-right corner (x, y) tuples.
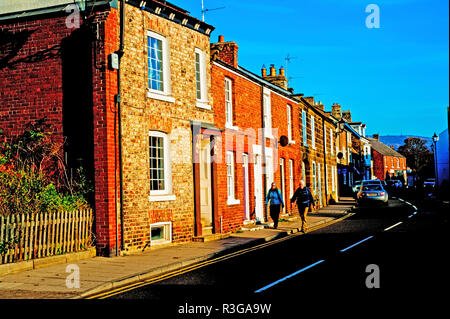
(0, 1), (215, 36)
(367, 138), (405, 158)
(0, 0), (111, 21)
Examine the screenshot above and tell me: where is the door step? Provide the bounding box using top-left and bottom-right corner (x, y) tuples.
(241, 224), (265, 231)
(192, 233), (231, 242)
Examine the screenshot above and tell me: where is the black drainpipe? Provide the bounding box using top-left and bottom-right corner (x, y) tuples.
(114, 0), (125, 256)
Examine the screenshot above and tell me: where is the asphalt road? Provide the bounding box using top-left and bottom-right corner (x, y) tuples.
(102, 198), (449, 315)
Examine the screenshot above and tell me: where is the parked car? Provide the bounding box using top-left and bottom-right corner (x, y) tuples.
(423, 178), (436, 188)
(357, 184), (389, 206)
(361, 179), (383, 187)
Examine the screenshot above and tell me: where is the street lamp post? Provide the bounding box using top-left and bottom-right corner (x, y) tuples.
(432, 132), (439, 194)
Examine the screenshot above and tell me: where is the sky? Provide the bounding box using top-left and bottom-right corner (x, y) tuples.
(171, 0), (449, 137)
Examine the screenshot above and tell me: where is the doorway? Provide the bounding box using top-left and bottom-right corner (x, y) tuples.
(199, 138), (213, 235)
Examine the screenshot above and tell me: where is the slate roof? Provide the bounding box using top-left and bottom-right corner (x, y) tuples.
(367, 138), (405, 158)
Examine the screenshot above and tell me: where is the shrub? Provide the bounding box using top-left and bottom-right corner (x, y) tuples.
(0, 119), (91, 216)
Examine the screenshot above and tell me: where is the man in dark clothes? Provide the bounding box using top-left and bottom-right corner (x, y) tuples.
(291, 180), (316, 233)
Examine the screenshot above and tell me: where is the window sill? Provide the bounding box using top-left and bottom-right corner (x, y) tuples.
(227, 198), (240, 205)
(225, 123), (239, 131)
(289, 140), (295, 145)
(196, 101), (212, 110)
(149, 194), (177, 202)
(147, 91), (175, 103)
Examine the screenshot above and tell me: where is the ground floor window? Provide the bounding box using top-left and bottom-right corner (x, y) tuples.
(150, 222), (172, 245)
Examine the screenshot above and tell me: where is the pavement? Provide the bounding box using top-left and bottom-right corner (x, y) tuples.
(0, 198), (355, 299)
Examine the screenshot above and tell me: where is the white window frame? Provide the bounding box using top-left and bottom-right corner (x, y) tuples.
(312, 161), (317, 194)
(265, 149), (274, 193)
(302, 110), (308, 147)
(195, 48), (210, 109)
(263, 88), (272, 138)
(148, 131), (176, 201)
(324, 123), (327, 154)
(289, 159), (294, 198)
(330, 128), (334, 155)
(224, 78), (237, 130)
(150, 222), (172, 246)
(311, 115), (315, 149)
(147, 31), (174, 103)
(302, 161), (306, 182)
(226, 151), (240, 205)
(287, 104), (294, 143)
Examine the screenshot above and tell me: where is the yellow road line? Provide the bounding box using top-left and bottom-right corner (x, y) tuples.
(86, 213), (354, 299)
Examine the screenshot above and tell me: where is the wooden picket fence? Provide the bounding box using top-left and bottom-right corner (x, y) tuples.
(0, 209), (94, 265)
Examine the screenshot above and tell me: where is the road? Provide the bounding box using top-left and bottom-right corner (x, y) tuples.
(100, 198), (449, 315)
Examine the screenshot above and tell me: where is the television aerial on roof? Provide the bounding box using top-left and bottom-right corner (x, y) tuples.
(201, 0), (225, 22)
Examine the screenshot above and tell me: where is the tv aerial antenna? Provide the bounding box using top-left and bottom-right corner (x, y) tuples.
(201, 0), (225, 22)
(284, 54), (297, 79)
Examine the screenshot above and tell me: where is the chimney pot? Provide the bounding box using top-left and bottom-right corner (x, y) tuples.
(270, 65), (276, 76)
(279, 67), (285, 77)
(261, 65), (267, 77)
(218, 35), (224, 43)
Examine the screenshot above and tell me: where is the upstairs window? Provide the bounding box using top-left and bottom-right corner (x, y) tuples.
(302, 110), (307, 146)
(330, 128), (334, 155)
(195, 48), (207, 102)
(147, 32), (170, 93)
(311, 115), (315, 149)
(287, 104), (292, 142)
(263, 90), (272, 137)
(225, 78), (233, 127)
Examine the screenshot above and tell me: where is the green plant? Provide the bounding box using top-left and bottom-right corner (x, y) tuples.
(0, 118), (92, 216)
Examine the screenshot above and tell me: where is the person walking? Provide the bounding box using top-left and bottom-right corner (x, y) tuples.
(291, 180), (316, 233)
(265, 182), (284, 229)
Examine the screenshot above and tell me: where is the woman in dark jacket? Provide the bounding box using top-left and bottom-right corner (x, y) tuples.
(291, 180), (316, 233)
(265, 182), (284, 229)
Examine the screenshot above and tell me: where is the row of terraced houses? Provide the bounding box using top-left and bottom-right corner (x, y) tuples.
(0, 0), (408, 256)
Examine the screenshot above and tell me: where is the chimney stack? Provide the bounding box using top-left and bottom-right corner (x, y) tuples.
(373, 134), (379, 141)
(332, 103), (342, 120)
(342, 110), (352, 122)
(210, 35), (239, 68)
(262, 64), (288, 90)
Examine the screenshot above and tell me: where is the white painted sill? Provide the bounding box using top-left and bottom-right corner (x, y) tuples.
(147, 90), (175, 103)
(149, 194), (177, 202)
(227, 198), (241, 206)
(196, 100), (212, 110)
(225, 123), (239, 131)
(289, 140), (296, 145)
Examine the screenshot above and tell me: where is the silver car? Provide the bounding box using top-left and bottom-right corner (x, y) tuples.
(357, 184), (389, 206)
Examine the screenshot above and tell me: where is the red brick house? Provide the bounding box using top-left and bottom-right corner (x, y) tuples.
(210, 36), (303, 233)
(0, 0), (215, 256)
(368, 135), (407, 182)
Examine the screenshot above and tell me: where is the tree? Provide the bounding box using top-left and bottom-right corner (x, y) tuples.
(397, 137), (434, 181)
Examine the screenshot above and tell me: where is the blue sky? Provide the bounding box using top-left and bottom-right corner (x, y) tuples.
(171, 0), (449, 137)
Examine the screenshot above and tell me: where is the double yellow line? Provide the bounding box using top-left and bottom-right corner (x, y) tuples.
(86, 215), (352, 299)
